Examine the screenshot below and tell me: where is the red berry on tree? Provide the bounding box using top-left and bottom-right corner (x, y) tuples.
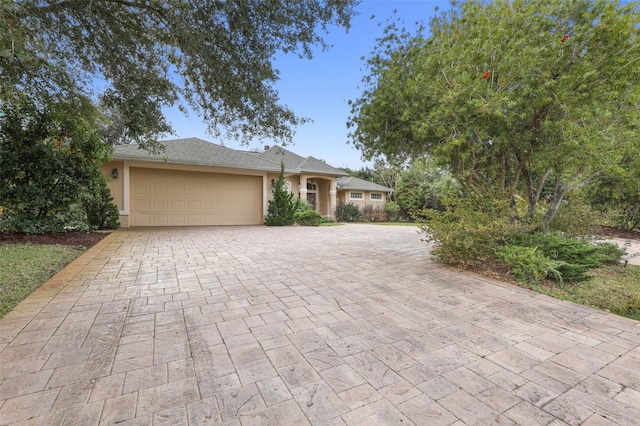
(482, 71), (491, 80)
(561, 34), (570, 43)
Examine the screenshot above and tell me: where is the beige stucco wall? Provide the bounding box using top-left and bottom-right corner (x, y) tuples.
(101, 161), (124, 210)
(266, 173), (298, 201)
(337, 190), (387, 209)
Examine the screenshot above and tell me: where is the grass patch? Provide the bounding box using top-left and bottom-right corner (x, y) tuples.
(320, 222), (343, 226)
(0, 244), (84, 318)
(528, 264), (640, 320)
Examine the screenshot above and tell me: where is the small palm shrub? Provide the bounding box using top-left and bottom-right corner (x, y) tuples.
(335, 202), (361, 222)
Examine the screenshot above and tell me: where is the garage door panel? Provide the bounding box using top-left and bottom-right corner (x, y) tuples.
(170, 186), (185, 197)
(131, 168), (262, 226)
(187, 187), (202, 198)
(153, 200), (168, 210)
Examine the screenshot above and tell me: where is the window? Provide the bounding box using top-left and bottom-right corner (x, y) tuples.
(370, 193), (383, 201)
(349, 192), (363, 200)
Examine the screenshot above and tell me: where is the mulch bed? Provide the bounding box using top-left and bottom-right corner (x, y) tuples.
(595, 225), (640, 240)
(0, 231), (110, 248)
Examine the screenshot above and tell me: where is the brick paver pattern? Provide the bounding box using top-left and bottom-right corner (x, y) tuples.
(1, 225), (639, 425)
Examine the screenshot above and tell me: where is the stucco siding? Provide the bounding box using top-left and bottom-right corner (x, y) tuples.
(102, 161), (124, 210)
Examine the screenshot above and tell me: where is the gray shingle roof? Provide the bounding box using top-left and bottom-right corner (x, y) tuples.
(112, 138), (282, 172)
(112, 138), (349, 176)
(259, 146), (348, 176)
(336, 176), (393, 192)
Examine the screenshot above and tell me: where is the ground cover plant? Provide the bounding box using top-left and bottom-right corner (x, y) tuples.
(526, 264), (640, 320)
(0, 244), (84, 318)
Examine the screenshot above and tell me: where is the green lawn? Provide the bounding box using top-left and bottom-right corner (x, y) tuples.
(0, 244), (84, 318)
(529, 264), (640, 320)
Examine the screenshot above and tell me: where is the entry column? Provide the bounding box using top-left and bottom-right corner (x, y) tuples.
(329, 179), (337, 219)
(299, 175), (308, 202)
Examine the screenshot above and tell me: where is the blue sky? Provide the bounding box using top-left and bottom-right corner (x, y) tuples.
(164, 1), (451, 170)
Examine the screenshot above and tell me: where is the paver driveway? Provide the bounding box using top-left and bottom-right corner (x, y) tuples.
(1, 225), (639, 425)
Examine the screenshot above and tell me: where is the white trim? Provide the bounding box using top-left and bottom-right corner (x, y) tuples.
(263, 173), (269, 217)
(122, 163), (130, 215)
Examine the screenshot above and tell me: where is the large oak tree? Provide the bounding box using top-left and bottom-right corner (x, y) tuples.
(1, 0), (358, 148)
(348, 0), (639, 226)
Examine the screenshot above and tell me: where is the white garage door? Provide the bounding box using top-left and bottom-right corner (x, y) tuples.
(130, 168), (263, 226)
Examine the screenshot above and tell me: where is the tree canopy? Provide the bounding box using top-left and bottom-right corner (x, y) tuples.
(348, 0), (640, 225)
(1, 0), (358, 148)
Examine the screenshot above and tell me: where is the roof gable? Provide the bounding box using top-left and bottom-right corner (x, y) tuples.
(336, 176), (393, 192)
(258, 146), (348, 176)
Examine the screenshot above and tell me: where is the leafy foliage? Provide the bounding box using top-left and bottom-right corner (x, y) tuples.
(265, 164), (296, 226)
(335, 202), (361, 223)
(83, 175), (120, 230)
(349, 0), (640, 227)
(0, 94), (113, 233)
(420, 195), (534, 267)
(384, 201), (401, 222)
(295, 209), (323, 226)
(394, 158), (459, 220)
(496, 246), (563, 285)
(2, 0), (358, 148)
(547, 192), (600, 237)
(587, 155), (640, 232)
(509, 232), (625, 282)
(361, 205), (387, 222)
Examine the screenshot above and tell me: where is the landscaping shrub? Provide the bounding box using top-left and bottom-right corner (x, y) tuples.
(385, 201), (401, 222)
(294, 209), (323, 226)
(509, 232), (625, 282)
(335, 202), (361, 223)
(265, 163), (296, 226)
(420, 195), (532, 267)
(496, 245), (563, 285)
(548, 194), (599, 237)
(83, 177), (120, 230)
(361, 205), (387, 222)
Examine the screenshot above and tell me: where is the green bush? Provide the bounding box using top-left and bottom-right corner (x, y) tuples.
(83, 177), (120, 230)
(294, 209), (323, 226)
(361, 205), (387, 222)
(496, 245), (563, 285)
(265, 163), (296, 226)
(0, 94), (112, 234)
(510, 232), (625, 282)
(384, 201), (401, 222)
(548, 194), (600, 236)
(420, 195), (533, 267)
(335, 202), (361, 223)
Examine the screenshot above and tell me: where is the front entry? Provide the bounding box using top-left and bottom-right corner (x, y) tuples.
(306, 192), (317, 209)
(306, 181), (317, 210)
